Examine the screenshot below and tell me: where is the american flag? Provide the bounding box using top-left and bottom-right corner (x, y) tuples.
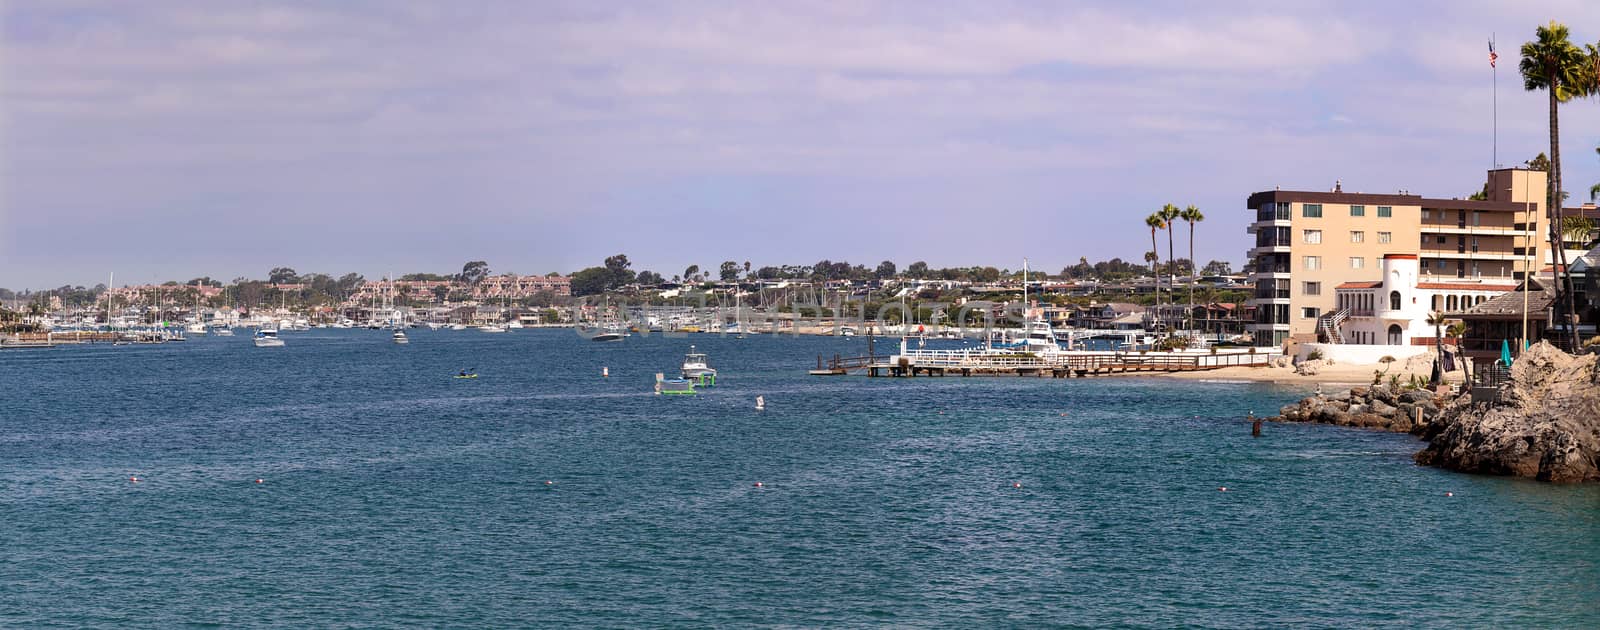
(1489, 39), (1497, 68)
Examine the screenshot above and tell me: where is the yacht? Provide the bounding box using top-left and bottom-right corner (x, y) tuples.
(213, 326), (234, 337)
(589, 323), (625, 342)
(253, 328), (285, 347)
(480, 323), (508, 333)
(506, 320), (525, 330)
(392, 328), (409, 344)
(185, 322), (208, 335)
(450, 323), (468, 331)
(681, 345), (717, 378)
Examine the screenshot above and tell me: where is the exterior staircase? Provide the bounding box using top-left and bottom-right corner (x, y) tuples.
(1315, 308), (1350, 344)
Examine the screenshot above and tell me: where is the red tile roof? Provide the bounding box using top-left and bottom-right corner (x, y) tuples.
(1336, 281), (1382, 289)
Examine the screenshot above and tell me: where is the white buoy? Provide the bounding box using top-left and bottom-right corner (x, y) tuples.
(603, 366), (609, 377)
(755, 395), (765, 411)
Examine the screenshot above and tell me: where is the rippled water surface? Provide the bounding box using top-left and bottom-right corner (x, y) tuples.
(2, 329), (1597, 627)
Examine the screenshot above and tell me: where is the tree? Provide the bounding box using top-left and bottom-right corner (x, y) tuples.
(337, 273), (366, 295)
(1160, 204), (1180, 318)
(684, 264), (700, 282)
(459, 261), (490, 286)
(268, 267), (299, 285)
(743, 261), (752, 279)
(1180, 205), (1205, 327)
(906, 261), (929, 279)
(875, 260), (897, 279)
(719, 260), (741, 282)
(1562, 216), (1596, 248)
(431, 285), (449, 303)
(636, 270), (664, 286)
(400, 273), (448, 282)
(1528, 152), (1551, 172)
(604, 254), (635, 287)
(1144, 212), (1165, 314)
(1522, 21), (1586, 348)
(569, 267), (611, 297)
(1201, 260), (1233, 276)
(1426, 311), (1448, 386)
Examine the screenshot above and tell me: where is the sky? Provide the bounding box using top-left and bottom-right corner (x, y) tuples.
(6, 0), (1600, 289)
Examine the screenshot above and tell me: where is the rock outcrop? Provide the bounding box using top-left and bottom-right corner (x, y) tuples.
(1414, 343), (1600, 483)
(1271, 384), (1442, 435)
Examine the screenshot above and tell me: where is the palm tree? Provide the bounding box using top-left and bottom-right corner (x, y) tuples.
(1145, 213), (1165, 314)
(1561, 215), (1596, 248)
(1180, 205), (1205, 328)
(1521, 21), (1587, 349)
(1159, 204), (1181, 331)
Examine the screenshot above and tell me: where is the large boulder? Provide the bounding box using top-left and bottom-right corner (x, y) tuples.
(1415, 342), (1600, 482)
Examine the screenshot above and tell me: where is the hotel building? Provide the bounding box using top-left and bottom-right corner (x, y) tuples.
(1244, 168), (1546, 347)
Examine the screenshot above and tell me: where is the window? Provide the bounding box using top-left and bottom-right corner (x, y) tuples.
(1378, 231), (1392, 244)
(1302, 307), (1321, 319)
(1437, 235), (1447, 244)
(1421, 209), (1431, 220)
(1303, 229), (1322, 244)
(1349, 257), (1364, 269)
(1303, 281), (1321, 295)
(1350, 231), (1364, 243)
(1389, 290), (1402, 310)
(1302, 203), (1323, 218)
(1303, 256), (1321, 270)
(1377, 206), (1392, 218)
(1473, 211), (1482, 226)
(1350, 205), (1365, 217)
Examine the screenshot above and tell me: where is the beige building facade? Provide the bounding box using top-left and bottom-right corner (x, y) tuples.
(1245, 168), (1545, 347)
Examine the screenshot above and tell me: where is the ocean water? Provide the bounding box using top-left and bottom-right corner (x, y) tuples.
(1, 329), (1596, 628)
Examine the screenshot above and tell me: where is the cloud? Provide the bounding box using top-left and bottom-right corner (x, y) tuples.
(3, 0), (1600, 286)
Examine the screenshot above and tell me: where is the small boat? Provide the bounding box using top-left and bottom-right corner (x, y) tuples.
(253, 328), (285, 347)
(480, 324), (508, 333)
(657, 377), (696, 395)
(392, 329), (409, 344)
(454, 371), (478, 379)
(590, 323), (626, 342)
(450, 323), (467, 331)
(213, 327), (235, 337)
(506, 320), (525, 330)
(681, 345), (717, 380)
(186, 322), (208, 335)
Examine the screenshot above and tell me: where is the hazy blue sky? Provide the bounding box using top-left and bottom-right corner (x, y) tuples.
(6, 1), (1600, 288)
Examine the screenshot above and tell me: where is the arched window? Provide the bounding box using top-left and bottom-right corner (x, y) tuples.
(1432, 295), (1441, 311)
(1388, 324), (1403, 345)
(1447, 295), (1457, 311)
(1389, 290), (1402, 311)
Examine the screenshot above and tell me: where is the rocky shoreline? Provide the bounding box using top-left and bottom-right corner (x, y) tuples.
(1268, 342), (1600, 483)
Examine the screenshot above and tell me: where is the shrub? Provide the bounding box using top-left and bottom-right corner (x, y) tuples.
(1307, 348), (1325, 361)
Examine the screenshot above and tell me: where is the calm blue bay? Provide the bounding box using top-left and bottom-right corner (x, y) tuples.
(2, 329), (1596, 627)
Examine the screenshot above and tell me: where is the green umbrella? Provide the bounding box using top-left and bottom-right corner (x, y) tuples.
(1500, 339), (1513, 367)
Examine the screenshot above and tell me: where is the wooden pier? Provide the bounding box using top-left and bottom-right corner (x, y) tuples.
(812, 349), (1280, 378)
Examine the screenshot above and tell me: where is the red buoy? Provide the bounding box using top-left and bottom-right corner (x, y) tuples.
(1013, 482), (1022, 489)
(754, 482), (763, 488)
(255, 478), (264, 484)
(129, 476), (140, 483)
(545, 480), (555, 486)
(1445, 492), (1453, 497)
(1218, 486), (1227, 492)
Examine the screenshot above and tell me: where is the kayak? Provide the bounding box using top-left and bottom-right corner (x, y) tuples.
(454, 374), (478, 379)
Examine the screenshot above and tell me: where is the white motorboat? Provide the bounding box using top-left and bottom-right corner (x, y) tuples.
(254, 328), (285, 347)
(450, 323), (467, 331)
(480, 324), (508, 333)
(213, 326), (235, 337)
(681, 345), (717, 378)
(185, 322), (208, 335)
(506, 320), (525, 330)
(392, 329), (409, 344)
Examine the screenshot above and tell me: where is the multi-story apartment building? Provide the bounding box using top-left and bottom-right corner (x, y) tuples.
(1244, 168), (1545, 347)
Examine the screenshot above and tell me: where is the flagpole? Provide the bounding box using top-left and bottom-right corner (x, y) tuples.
(1492, 33), (1498, 168)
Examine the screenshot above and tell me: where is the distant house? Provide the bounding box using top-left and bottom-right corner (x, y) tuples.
(1451, 279), (1556, 370)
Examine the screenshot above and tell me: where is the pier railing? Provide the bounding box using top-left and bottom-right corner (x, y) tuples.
(891, 349), (1280, 372)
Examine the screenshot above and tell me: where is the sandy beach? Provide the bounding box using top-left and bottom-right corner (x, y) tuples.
(1161, 351), (1453, 386)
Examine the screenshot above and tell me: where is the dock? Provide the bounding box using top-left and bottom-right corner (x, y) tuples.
(813, 348), (1281, 378)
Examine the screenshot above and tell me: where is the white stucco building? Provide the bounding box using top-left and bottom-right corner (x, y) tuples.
(1329, 253), (1514, 347)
